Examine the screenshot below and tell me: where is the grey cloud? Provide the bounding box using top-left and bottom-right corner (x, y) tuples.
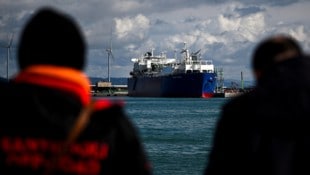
(0, 0), (309, 81)
(234, 6), (266, 16)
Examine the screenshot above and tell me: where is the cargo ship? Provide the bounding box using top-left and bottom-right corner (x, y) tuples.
(127, 43), (217, 98)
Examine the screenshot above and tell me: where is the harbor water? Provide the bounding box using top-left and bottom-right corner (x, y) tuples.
(102, 97), (228, 175)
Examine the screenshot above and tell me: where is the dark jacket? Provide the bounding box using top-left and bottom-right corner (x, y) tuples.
(205, 56), (310, 175)
(0, 66), (152, 175)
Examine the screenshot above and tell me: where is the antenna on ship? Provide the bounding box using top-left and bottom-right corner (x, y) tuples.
(181, 42), (187, 53)
(105, 29), (114, 83)
(174, 49), (177, 59)
(0, 33), (14, 81)
(181, 42), (190, 61)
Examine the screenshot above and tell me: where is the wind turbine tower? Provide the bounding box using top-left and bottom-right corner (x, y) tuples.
(105, 37), (114, 83)
(1, 33), (13, 81)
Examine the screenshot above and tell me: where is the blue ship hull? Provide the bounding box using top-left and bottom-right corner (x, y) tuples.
(127, 72), (217, 98)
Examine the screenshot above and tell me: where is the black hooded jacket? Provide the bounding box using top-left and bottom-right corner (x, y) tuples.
(0, 66), (152, 175)
(205, 56), (310, 175)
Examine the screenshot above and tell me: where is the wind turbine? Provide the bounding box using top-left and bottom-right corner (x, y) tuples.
(0, 33), (14, 81)
(105, 35), (114, 83)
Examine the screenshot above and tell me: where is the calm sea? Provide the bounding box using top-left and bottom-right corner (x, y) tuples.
(100, 97), (229, 175)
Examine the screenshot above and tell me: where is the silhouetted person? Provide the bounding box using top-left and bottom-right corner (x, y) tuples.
(0, 7), (152, 175)
(251, 34), (302, 81)
(204, 34), (310, 175)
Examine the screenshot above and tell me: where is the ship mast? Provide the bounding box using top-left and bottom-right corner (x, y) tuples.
(181, 42), (191, 62)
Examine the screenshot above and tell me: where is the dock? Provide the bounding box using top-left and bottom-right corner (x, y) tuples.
(213, 91), (243, 98)
(90, 81), (128, 96)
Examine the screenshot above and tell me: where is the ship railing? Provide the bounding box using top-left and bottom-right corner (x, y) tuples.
(183, 59), (213, 66)
(184, 64), (214, 73)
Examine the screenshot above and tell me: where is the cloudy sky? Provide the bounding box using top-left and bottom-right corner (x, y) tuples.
(0, 0), (309, 82)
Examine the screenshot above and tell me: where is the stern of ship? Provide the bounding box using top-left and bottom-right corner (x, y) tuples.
(201, 73), (216, 98)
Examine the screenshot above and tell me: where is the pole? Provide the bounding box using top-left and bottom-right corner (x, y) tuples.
(241, 71), (244, 90)
(108, 52), (110, 82)
(6, 33), (13, 81)
(7, 47), (9, 81)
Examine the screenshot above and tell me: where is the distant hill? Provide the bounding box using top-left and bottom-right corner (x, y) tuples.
(89, 77), (255, 88)
(0, 75), (254, 88)
(0, 77), (7, 83)
(223, 79), (255, 88)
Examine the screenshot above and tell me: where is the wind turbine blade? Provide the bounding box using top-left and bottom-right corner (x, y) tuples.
(193, 49), (201, 55)
(8, 33), (14, 47)
(0, 33), (13, 48)
(110, 38), (112, 51)
(0, 44), (6, 48)
(109, 26), (113, 48)
(111, 52), (115, 60)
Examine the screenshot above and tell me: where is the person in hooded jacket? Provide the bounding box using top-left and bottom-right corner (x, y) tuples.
(204, 34), (310, 175)
(0, 7), (152, 175)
